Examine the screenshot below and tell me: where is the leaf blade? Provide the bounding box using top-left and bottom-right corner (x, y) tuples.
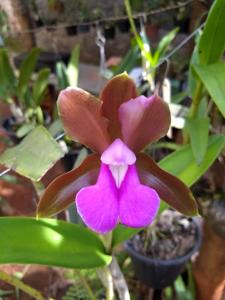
(17, 48), (40, 101)
(0, 126), (64, 181)
(193, 62), (225, 117)
(0, 217), (111, 268)
(32, 68), (50, 106)
(186, 117), (210, 164)
(198, 0), (225, 65)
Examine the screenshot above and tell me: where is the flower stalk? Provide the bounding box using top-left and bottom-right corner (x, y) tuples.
(0, 270), (46, 300)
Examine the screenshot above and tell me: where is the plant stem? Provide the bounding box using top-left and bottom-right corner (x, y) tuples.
(105, 267), (114, 300)
(189, 81), (203, 118)
(124, 0), (154, 89)
(0, 270), (45, 300)
(101, 231), (113, 253)
(97, 267), (114, 300)
(109, 256), (131, 300)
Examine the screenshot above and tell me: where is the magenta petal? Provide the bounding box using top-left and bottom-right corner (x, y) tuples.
(119, 165), (160, 228)
(118, 94), (171, 152)
(101, 138), (136, 165)
(76, 164), (119, 234)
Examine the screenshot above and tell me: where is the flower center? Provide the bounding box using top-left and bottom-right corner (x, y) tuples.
(101, 138), (136, 188)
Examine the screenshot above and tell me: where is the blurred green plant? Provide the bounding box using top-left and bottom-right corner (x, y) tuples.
(0, 48), (50, 138)
(124, 0), (178, 90)
(186, 0), (225, 164)
(56, 44), (80, 89)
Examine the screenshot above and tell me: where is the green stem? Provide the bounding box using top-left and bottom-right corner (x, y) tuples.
(124, 0), (154, 79)
(0, 270), (45, 300)
(97, 267), (114, 300)
(105, 267), (114, 300)
(189, 81), (203, 118)
(101, 231), (113, 253)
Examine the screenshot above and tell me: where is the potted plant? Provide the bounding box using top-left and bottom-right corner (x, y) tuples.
(125, 210), (201, 289)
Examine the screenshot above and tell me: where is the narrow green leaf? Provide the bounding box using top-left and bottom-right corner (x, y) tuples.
(159, 135), (225, 186)
(194, 62), (225, 117)
(186, 117), (210, 164)
(113, 45), (139, 76)
(198, 0), (225, 64)
(67, 45), (80, 87)
(0, 48), (16, 92)
(56, 62), (69, 89)
(0, 217), (111, 268)
(112, 225), (139, 248)
(32, 68), (50, 106)
(17, 48), (40, 100)
(112, 134), (225, 247)
(153, 27), (178, 65)
(0, 126), (64, 181)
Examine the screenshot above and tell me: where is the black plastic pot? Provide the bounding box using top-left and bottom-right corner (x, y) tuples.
(125, 218), (202, 289)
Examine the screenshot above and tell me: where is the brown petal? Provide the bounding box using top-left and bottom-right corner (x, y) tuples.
(58, 88), (110, 153)
(37, 154), (100, 217)
(119, 94), (171, 152)
(101, 73), (138, 139)
(137, 153), (198, 216)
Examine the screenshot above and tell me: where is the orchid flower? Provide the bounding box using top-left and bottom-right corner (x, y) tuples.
(37, 74), (198, 234)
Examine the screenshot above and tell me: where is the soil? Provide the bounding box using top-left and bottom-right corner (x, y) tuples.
(131, 210), (196, 260)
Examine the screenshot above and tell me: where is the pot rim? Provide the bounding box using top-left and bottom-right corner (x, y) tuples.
(124, 217), (202, 266)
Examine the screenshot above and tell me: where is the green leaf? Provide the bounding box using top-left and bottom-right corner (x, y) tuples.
(17, 48), (41, 101)
(159, 134), (225, 186)
(153, 27), (178, 65)
(0, 48), (16, 93)
(32, 68), (50, 106)
(67, 45), (80, 87)
(0, 217), (111, 268)
(0, 126), (64, 181)
(198, 0), (225, 64)
(186, 117), (210, 164)
(113, 45), (139, 76)
(112, 225), (140, 248)
(112, 134), (225, 247)
(193, 62), (225, 117)
(56, 62), (69, 89)
(16, 122), (36, 138)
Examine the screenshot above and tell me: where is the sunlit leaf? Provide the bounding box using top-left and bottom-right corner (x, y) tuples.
(198, 0), (225, 65)
(0, 217), (111, 268)
(186, 117), (210, 164)
(159, 134), (225, 186)
(193, 62), (225, 117)
(67, 44), (80, 87)
(0, 126), (64, 181)
(56, 62), (69, 90)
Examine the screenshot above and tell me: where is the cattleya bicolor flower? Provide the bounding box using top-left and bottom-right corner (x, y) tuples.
(37, 74), (198, 234)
